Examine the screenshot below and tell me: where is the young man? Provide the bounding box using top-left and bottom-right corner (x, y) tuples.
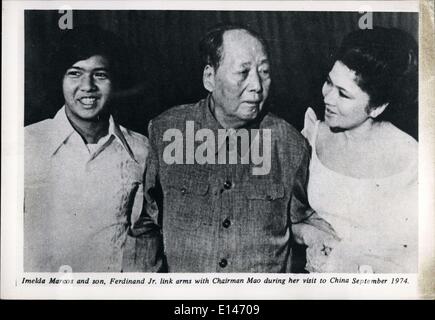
(24, 27), (162, 272)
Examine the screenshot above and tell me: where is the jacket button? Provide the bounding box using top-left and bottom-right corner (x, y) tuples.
(223, 181), (232, 189)
(180, 187), (187, 195)
(219, 259), (228, 268)
(222, 218), (231, 228)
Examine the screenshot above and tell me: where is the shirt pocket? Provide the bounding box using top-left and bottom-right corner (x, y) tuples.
(245, 182), (288, 235)
(164, 171), (210, 231)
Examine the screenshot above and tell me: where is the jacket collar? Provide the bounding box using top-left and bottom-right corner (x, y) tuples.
(199, 95), (262, 157)
(201, 94), (262, 131)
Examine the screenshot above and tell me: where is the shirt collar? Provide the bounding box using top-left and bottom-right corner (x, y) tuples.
(110, 116), (138, 163)
(49, 106), (77, 155)
(50, 106), (137, 162)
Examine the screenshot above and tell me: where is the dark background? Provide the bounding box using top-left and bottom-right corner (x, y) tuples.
(25, 10), (418, 138)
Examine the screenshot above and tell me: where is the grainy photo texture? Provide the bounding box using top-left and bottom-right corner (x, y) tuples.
(24, 10), (418, 273)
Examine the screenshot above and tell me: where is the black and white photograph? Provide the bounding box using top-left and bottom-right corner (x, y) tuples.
(2, 0), (434, 300)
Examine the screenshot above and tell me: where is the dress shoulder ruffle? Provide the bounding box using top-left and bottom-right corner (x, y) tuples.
(301, 107), (319, 146)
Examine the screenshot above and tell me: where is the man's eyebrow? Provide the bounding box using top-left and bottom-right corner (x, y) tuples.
(67, 66), (85, 71)
(68, 66), (109, 71)
(92, 68), (110, 72)
(239, 59), (269, 68)
(259, 58), (269, 65)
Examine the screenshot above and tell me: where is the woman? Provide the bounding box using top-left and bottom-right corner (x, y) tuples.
(302, 27), (418, 273)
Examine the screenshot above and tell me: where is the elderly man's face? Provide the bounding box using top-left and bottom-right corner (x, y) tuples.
(63, 55), (112, 122)
(205, 30), (271, 128)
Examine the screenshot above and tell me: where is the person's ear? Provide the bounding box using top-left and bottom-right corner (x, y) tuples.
(369, 102), (389, 118)
(203, 65), (215, 93)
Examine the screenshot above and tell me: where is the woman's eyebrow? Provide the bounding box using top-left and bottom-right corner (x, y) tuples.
(336, 85), (352, 96)
(328, 75), (353, 96)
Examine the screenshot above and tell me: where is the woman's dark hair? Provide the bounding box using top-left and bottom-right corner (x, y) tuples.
(51, 25), (130, 89)
(336, 27), (418, 114)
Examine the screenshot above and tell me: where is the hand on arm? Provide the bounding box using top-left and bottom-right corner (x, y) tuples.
(292, 217), (340, 248)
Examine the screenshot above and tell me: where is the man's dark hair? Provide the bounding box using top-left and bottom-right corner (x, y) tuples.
(199, 23), (269, 70)
(51, 25), (130, 89)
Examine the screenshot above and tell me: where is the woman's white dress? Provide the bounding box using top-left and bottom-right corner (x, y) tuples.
(302, 108), (418, 273)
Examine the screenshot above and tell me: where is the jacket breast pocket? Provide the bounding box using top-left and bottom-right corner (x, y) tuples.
(245, 183), (288, 235)
(163, 172), (210, 231)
